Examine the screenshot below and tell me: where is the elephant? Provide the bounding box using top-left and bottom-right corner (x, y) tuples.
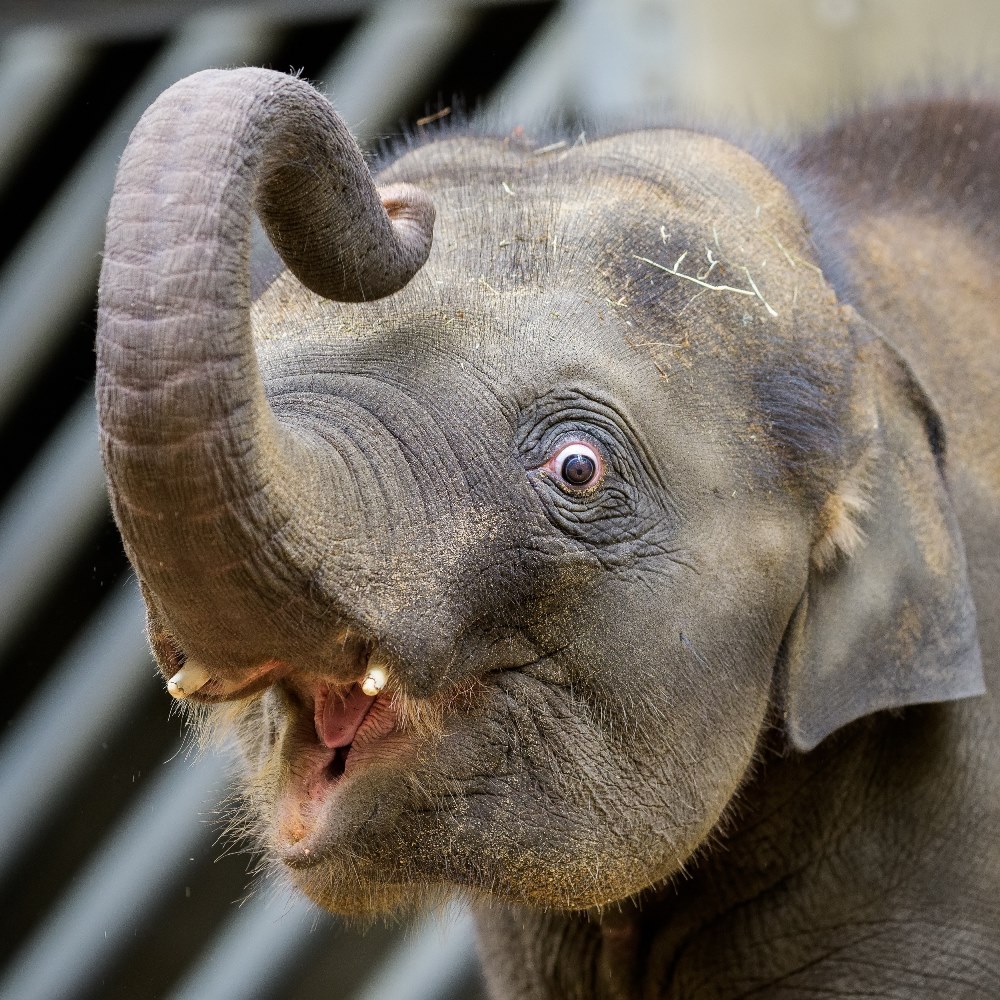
(96, 68), (999, 997)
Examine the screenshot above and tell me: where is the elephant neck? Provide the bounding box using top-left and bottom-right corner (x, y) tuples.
(475, 705), (993, 998)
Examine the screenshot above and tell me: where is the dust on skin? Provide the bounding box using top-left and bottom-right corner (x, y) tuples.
(98, 71), (999, 994)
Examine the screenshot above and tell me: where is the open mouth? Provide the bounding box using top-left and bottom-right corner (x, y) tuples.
(146, 624), (409, 846)
(314, 680), (396, 779)
(274, 678), (403, 858)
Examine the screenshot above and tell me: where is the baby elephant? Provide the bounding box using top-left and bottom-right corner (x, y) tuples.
(96, 68), (999, 997)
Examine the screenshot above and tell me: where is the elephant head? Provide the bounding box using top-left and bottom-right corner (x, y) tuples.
(97, 68), (983, 916)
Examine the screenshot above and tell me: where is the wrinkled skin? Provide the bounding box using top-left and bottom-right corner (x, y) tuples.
(97, 71), (999, 997)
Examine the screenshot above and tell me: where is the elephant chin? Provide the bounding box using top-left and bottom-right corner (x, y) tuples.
(228, 668), (717, 917)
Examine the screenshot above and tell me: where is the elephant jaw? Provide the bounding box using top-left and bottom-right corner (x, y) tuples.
(160, 639), (408, 856)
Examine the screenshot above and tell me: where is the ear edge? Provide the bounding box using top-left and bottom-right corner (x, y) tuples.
(782, 591), (985, 753)
(781, 313), (985, 751)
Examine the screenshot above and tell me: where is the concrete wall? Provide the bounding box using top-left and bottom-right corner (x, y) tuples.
(516, 0), (1000, 127)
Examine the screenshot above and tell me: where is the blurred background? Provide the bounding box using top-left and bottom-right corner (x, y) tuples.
(1, 1), (998, 998)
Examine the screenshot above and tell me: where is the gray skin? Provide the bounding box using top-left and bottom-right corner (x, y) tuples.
(97, 69), (999, 997)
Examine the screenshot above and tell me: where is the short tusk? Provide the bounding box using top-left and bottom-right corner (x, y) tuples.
(361, 664), (388, 697)
(167, 660), (211, 699)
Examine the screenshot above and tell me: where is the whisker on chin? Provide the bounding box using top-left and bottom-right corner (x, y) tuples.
(184, 671), (494, 893)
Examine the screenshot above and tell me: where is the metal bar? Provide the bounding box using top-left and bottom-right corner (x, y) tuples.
(0, 388), (108, 655)
(572, 0), (681, 123)
(482, 1), (578, 127)
(165, 891), (332, 1000)
(318, 0), (476, 147)
(168, 893), (478, 1000)
(0, 580), (152, 885)
(0, 9), (275, 426)
(0, 750), (230, 1000)
(0, 26), (94, 192)
(351, 905), (479, 1000)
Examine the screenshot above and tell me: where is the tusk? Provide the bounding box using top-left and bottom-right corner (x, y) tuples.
(167, 660), (211, 699)
(361, 664), (387, 697)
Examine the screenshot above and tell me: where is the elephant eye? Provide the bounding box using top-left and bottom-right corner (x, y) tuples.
(544, 441), (605, 492)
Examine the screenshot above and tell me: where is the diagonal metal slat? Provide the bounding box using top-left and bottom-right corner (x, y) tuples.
(0, 26), (94, 193)
(0, 580), (152, 884)
(166, 885), (477, 1000)
(0, 750), (230, 1000)
(351, 906), (479, 1000)
(0, 9), (275, 427)
(0, 387), (107, 656)
(165, 891), (334, 1000)
(483, 1), (577, 125)
(318, 0), (475, 146)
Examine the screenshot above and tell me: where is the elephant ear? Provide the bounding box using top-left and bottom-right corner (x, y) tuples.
(781, 311), (984, 751)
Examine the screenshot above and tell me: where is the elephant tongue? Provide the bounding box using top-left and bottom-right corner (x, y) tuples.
(315, 684), (375, 749)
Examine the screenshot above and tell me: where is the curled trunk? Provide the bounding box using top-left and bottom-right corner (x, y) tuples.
(96, 68), (434, 672)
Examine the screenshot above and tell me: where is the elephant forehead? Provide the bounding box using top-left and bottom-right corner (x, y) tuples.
(382, 127), (793, 212)
(254, 265), (637, 380)
(254, 282), (659, 445)
(379, 131), (840, 376)
(252, 274), (822, 501)
(253, 283), (761, 531)
(255, 125), (829, 362)
(382, 127), (816, 258)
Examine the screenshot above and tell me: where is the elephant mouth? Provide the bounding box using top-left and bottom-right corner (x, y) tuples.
(273, 679), (407, 865)
(267, 650), (493, 870)
(147, 620), (422, 853)
(312, 680), (399, 777)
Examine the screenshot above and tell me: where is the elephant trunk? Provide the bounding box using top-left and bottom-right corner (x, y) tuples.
(96, 68), (434, 675)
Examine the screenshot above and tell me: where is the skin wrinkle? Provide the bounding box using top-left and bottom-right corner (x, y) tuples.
(99, 69), (437, 673)
(286, 394), (437, 538)
(309, 376), (477, 510)
(277, 396), (484, 614)
(97, 72), (999, 999)
(522, 391), (675, 498)
(732, 937), (993, 998)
